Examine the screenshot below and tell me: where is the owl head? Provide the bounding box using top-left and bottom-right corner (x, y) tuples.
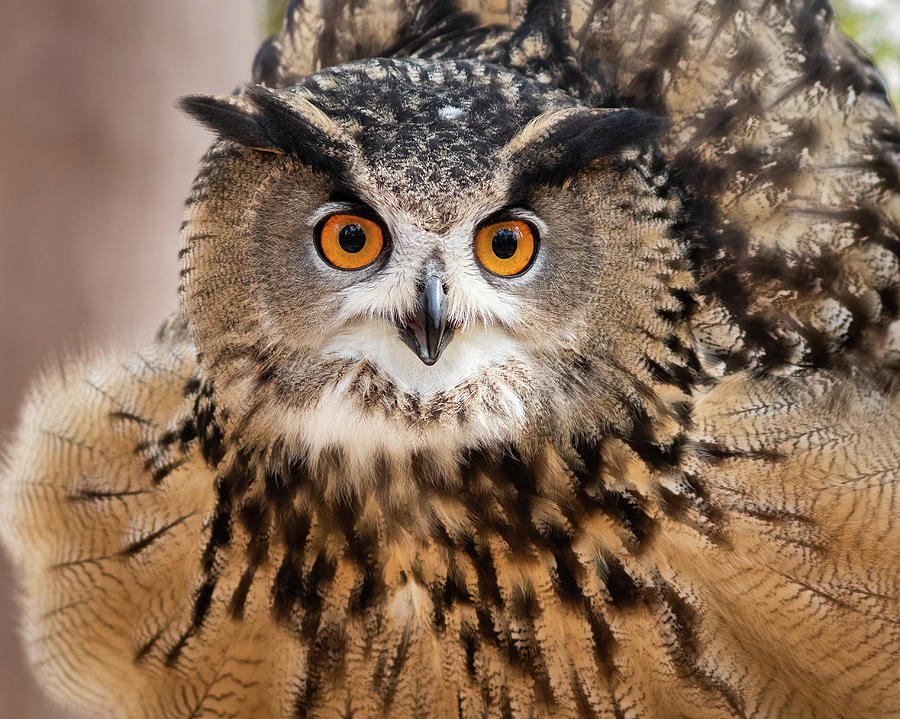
(179, 58), (693, 464)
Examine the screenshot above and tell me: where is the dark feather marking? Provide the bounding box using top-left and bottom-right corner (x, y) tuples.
(382, 0), (481, 58)
(108, 410), (152, 425)
(609, 491), (656, 548)
(372, 624), (414, 714)
(585, 606), (625, 719)
(140, 430), (177, 450)
(229, 568), (257, 621)
(192, 578), (217, 630)
(272, 555), (304, 624)
(195, 380), (226, 467)
(67, 488), (150, 503)
(165, 578), (219, 667)
(573, 439), (604, 487)
(704, 0), (742, 54)
(697, 441), (784, 464)
(239, 496), (270, 570)
(604, 556), (645, 606)
(184, 376), (202, 396)
(622, 26), (689, 114)
(881, 286), (900, 319)
(291, 557), (338, 717)
(179, 419), (198, 444)
(627, 414), (688, 471)
(119, 513), (196, 557)
(658, 484), (691, 520)
(643, 355), (694, 394)
(658, 580), (749, 718)
(134, 623), (170, 663)
(739, 504), (814, 528)
(666, 122), (890, 371)
(349, 562), (380, 616)
(150, 458), (186, 484)
(268, 463), (306, 525)
(726, 42), (766, 88)
(165, 628), (195, 668)
(202, 448), (257, 573)
(681, 473), (725, 528)
(178, 407), (749, 709)
(507, 0), (602, 101)
(550, 541), (585, 600)
(688, 94), (763, 150)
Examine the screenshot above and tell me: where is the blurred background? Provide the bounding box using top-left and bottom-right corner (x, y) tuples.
(0, 1), (896, 716)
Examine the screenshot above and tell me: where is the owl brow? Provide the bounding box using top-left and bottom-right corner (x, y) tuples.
(179, 88), (356, 182)
(319, 189), (383, 223)
(506, 108), (666, 201)
(243, 87), (355, 176)
(328, 182), (373, 208)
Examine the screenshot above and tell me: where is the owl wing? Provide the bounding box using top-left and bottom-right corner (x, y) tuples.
(558, 2), (900, 713)
(656, 368), (900, 717)
(560, 0), (900, 373)
(0, 328), (284, 718)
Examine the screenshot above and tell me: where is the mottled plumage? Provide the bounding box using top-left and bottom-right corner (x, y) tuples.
(2, 1), (899, 717)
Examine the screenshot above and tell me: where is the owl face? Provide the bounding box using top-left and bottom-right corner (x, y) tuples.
(181, 59), (686, 459)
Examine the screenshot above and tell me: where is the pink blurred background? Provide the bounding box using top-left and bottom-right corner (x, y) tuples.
(0, 2), (262, 715)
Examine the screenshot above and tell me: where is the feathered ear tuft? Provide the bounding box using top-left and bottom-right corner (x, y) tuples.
(508, 108), (667, 188)
(177, 94), (282, 153)
(178, 87), (353, 176)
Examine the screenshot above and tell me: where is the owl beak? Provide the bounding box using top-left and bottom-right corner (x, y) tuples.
(401, 273), (453, 366)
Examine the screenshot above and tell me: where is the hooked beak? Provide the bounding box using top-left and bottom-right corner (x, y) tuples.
(400, 273), (454, 365)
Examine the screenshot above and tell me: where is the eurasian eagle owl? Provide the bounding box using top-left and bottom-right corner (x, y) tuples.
(2, 0), (899, 717)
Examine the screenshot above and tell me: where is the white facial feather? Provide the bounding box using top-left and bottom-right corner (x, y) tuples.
(259, 336), (530, 471)
(323, 319), (529, 396)
(296, 378), (527, 469)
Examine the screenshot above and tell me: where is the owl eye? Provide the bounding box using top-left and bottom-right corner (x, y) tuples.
(317, 214), (385, 270)
(474, 220), (537, 276)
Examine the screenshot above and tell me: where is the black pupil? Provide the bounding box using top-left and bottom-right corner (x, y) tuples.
(492, 228), (518, 259)
(338, 223), (367, 253)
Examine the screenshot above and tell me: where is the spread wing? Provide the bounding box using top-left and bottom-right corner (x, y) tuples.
(566, 0), (900, 376)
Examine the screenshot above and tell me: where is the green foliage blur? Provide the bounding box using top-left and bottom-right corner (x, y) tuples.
(262, 0), (898, 107)
(833, 0), (900, 107)
(266, 0), (290, 35)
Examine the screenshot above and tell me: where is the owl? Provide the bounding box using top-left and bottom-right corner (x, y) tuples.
(1, 0), (899, 717)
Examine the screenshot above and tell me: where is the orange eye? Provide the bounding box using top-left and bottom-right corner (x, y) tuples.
(317, 214), (385, 269)
(474, 220), (537, 276)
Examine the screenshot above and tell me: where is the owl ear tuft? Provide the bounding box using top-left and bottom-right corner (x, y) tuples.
(178, 94), (283, 153)
(178, 87), (352, 176)
(508, 108), (667, 189)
